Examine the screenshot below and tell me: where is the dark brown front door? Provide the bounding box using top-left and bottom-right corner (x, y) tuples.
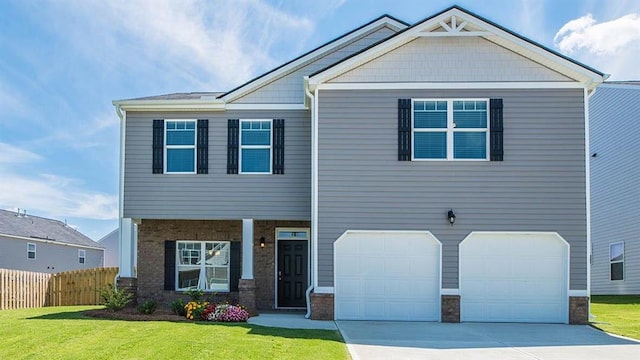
(277, 240), (308, 308)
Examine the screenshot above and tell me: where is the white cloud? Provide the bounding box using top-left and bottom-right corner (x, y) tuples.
(0, 144), (117, 221)
(554, 13), (640, 80)
(0, 142), (42, 163)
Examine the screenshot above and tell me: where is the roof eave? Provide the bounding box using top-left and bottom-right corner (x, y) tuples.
(112, 99), (226, 112)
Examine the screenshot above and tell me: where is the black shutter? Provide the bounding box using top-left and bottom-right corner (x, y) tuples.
(272, 119), (285, 174)
(229, 241), (241, 291)
(490, 99), (504, 161)
(152, 120), (164, 173)
(227, 119), (239, 174)
(164, 241), (176, 291)
(197, 119), (208, 174)
(398, 99), (412, 161)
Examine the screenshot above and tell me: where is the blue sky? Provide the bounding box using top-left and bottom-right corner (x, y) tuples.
(1, 0), (639, 241)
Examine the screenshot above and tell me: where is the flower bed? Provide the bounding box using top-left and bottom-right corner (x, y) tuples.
(185, 301), (249, 322)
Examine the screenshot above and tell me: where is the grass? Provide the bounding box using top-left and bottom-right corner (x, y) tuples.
(0, 306), (349, 360)
(591, 295), (640, 340)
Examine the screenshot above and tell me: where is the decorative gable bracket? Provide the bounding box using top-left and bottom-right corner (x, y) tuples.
(418, 15), (491, 37)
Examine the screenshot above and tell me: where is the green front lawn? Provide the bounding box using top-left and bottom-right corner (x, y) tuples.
(591, 295), (640, 340)
(0, 306), (349, 360)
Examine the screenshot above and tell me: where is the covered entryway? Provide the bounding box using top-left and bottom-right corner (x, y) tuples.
(334, 231), (441, 321)
(459, 232), (569, 323)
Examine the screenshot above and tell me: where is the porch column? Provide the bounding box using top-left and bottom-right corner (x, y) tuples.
(240, 219), (257, 315)
(119, 217), (136, 277)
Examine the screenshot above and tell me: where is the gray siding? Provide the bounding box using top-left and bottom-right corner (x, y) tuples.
(0, 236), (103, 273)
(123, 110), (311, 220)
(590, 84), (640, 294)
(317, 89), (587, 289)
(232, 25), (398, 104)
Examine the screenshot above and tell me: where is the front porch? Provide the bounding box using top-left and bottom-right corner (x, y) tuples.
(117, 218), (311, 314)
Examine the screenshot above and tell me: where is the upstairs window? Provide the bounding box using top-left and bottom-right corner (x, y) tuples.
(165, 120), (196, 173)
(610, 242), (624, 281)
(78, 249), (86, 264)
(240, 120), (272, 173)
(27, 243), (36, 260)
(412, 99), (489, 160)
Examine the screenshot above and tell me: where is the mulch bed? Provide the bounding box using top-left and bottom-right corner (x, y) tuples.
(84, 307), (188, 322)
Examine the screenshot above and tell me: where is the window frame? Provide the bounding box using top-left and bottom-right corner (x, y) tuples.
(239, 119), (273, 174)
(164, 119), (197, 174)
(27, 242), (36, 260)
(609, 241), (624, 281)
(411, 98), (490, 161)
(78, 249), (86, 264)
(175, 241), (231, 292)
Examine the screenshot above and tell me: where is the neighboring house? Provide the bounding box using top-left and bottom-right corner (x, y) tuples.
(113, 6), (605, 324)
(98, 228), (122, 268)
(590, 82), (640, 295)
(0, 209), (104, 273)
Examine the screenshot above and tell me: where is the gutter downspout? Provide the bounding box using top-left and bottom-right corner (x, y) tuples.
(114, 104), (125, 288)
(303, 78), (315, 318)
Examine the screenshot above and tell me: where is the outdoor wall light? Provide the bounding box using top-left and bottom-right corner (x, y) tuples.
(259, 236), (266, 248)
(447, 209), (456, 226)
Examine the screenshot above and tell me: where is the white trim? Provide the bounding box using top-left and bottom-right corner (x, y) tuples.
(568, 290), (589, 297)
(312, 87), (319, 290)
(314, 286), (334, 294)
(239, 119), (273, 174)
(585, 87), (592, 305)
(308, 8), (604, 88)
(164, 119), (197, 174)
(241, 219), (254, 280)
(111, 101), (225, 112)
(221, 16), (408, 102)
(417, 31), (493, 37)
(226, 103), (307, 110)
(274, 227), (311, 309)
(411, 98), (490, 161)
(459, 231), (570, 324)
(441, 288), (460, 296)
(314, 82), (584, 91)
(0, 233), (104, 251)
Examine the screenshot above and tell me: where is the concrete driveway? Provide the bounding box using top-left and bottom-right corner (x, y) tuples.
(336, 321), (640, 360)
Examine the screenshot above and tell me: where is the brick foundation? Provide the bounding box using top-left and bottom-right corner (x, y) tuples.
(569, 296), (589, 324)
(310, 293), (334, 320)
(441, 295), (460, 323)
(116, 277), (138, 306)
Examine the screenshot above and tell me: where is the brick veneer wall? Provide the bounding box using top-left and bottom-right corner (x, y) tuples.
(136, 219), (310, 309)
(569, 296), (589, 324)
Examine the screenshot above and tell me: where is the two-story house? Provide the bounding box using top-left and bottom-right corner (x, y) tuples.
(113, 6), (605, 324)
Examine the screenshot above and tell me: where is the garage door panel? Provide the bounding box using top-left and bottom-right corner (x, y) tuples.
(460, 233), (568, 323)
(335, 231), (441, 321)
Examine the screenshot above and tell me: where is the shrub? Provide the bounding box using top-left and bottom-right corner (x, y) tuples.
(185, 301), (208, 320)
(99, 284), (132, 311)
(169, 299), (187, 316)
(137, 300), (157, 315)
(185, 289), (204, 302)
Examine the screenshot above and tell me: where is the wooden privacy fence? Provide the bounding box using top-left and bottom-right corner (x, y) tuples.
(0, 267), (119, 310)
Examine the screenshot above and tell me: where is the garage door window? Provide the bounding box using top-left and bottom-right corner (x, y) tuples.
(610, 242), (624, 281)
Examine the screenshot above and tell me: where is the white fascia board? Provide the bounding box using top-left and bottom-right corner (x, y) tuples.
(226, 103), (308, 110)
(221, 17), (408, 103)
(316, 82), (584, 91)
(113, 100), (225, 112)
(0, 233), (104, 251)
(309, 8), (604, 88)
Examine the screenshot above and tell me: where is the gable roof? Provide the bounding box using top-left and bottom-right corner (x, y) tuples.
(308, 5), (605, 89)
(0, 209), (103, 250)
(218, 14), (408, 102)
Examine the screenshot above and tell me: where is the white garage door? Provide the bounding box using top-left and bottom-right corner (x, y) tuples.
(460, 232), (568, 323)
(334, 231), (441, 321)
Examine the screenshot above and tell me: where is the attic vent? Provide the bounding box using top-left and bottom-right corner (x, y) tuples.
(15, 208), (28, 217)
